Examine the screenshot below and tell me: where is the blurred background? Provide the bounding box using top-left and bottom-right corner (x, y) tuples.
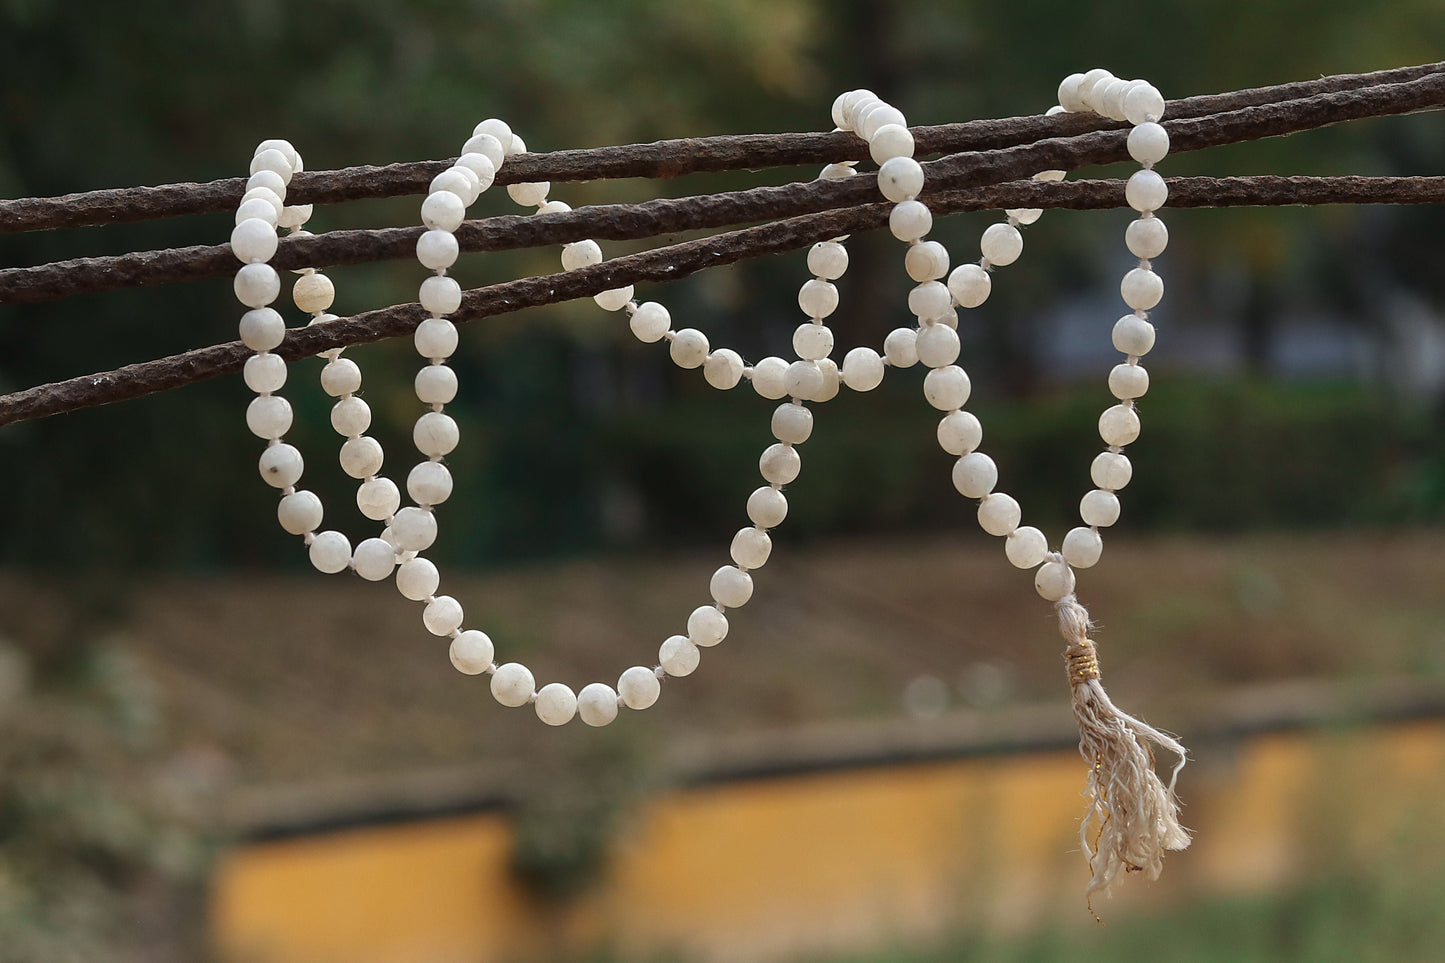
(2, 1), (1445, 961)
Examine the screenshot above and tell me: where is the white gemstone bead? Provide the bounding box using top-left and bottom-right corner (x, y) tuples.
(1005, 526), (1049, 569)
(415, 318), (459, 359)
(414, 364), (459, 405)
(952, 451), (998, 498)
(239, 308), (286, 351)
(1121, 268), (1163, 310)
(423, 595), (465, 636)
(836, 89), (877, 130)
(747, 486), (788, 529)
(669, 328), (709, 369)
(356, 477), (400, 520)
(431, 168), (480, 206)
(234, 191), (281, 224)
(659, 636), (701, 677)
(231, 218), (278, 263)
(339, 436), (384, 479)
(771, 403), (813, 445)
(413, 411), (460, 457)
(245, 169), (287, 199)
(1126, 169), (1168, 213)
(293, 272), (335, 315)
(277, 490), (323, 535)
(1108, 362), (1150, 400)
(455, 152), (497, 191)
(330, 396), (371, 437)
(309, 530), (351, 574)
(535, 682), (578, 725)
(1091, 451), (1133, 490)
(688, 605), (729, 647)
(507, 182), (551, 207)
(819, 162), (857, 180)
(859, 104), (906, 141)
(1080, 489), (1122, 527)
(751, 357), (790, 399)
(1057, 72), (1088, 112)
(842, 347), (885, 391)
(1127, 122), (1170, 166)
(352, 537), (397, 581)
(408, 461), (454, 506)
(883, 327), (918, 368)
(1112, 315), (1157, 356)
(923, 364), (971, 411)
(937, 410), (983, 454)
(977, 492), (1022, 536)
(1035, 560), (1076, 601)
(1126, 216), (1169, 260)
(1099, 78), (1131, 121)
(234, 263), (280, 308)
(869, 124), (915, 164)
(1006, 206), (1043, 226)
(449, 630), (494, 675)
(391, 506), (438, 552)
(1062, 527), (1104, 568)
(278, 204), (313, 230)
(908, 282), (952, 322)
(320, 358), (362, 397)
(704, 349), (744, 390)
(241, 186), (284, 218)
(813, 359), (840, 403)
(1077, 68), (1115, 111)
(250, 148), (294, 184)
(807, 241), (849, 280)
(416, 230), (460, 271)
(1098, 404), (1141, 446)
(243, 353), (287, 394)
(710, 565), (754, 608)
(877, 156), (925, 202)
(889, 200), (932, 242)
(792, 323), (834, 361)
(1124, 83), (1166, 125)
(421, 190), (466, 232)
(947, 263), (991, 308)
(905, 241), (949, 282)
(784, 360), (823, 400)
(420, 275), (463, 316)
(577, 683), (620, 726)
(259, 443), (304, 488)
(760, 443), (801, 485)
(464, 132), (507, 164)
(629, 302), (671, 343)
(397, 558), (441, 602)
(730, 526), (772, 569)
(980, 223), (1023, 266)
(798, 279), (839, 319)
(618, 666), (661, 710)
(536, 200), (571, 215)
(490, 662), (535, 707)
(472, 118), (514, 151)
(916, 324), (961, 369)
(594, 286), (634, 311)
(561, 239), (603, 271)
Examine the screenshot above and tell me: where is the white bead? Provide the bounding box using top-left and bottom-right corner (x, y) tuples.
(1035, 560), (1076, 601)
(250, 148), (294, 184)
(535, 682), (578, 725)
(234, 263), (280, 308)
(245, 169), (287, 199)
(1126, 216), (1169, 260)
(506, 133), (529, 157)
(877, 156), (924, 203)
(1108, 362), (1150, 400)
(730, 526), (773, 569)
(792, 323), (834, 362)
(1091, 451), (1133, 490)
(937, 410), (983, 455)
(462, 133), (506, 168)
(669, 328), (709, 369)
(414, 411), (460, 457)
(751, 357), (790, 400)
(455, 152), (497, 191)
(618, 666), (661, 710)
(869, 124), (915, 164)
(1124, 83), (1166, 125)
(395, 559), (440, 604)
(421, 190), (466, 232)
(577, 683), (620, 726)
(819, 163), (857, 181)
(842, 347), (885, 391)
(889, 200), (932, 242)
(391, 506), (438, 552)
(710, 565), (754, 608)
(947, 263), (991, 308)
(907, 282), (951, 322)
(1062, 527), (1104, 568)
(977, 492), (1021, 536)
(807, 241), (849, 280)
(1077, 68), (1115, 111)
(507, 182), (550, 207)
(472, 118), (514, 151)
(883, 328), (918, 368)
(905, 241), (949, 282)
(759, 443), (801, 485)
(1127, 122), (1170, 166)
(952, 451), (997, 498)
(1112, 314), (1157, 356)
(771, 403), (813, 445)
(352, 537), (397, 581)
(830, 90), (855, 129)
(784, 360), (823, 400)
(274, 490), (322, 536)
(836, 89), (877, 130)
(1126, 170), (1168, 213)
(704, 349), (744, 390)
(561, 239), (602, 271)
(243, 353), (287, 394)
(320, 358), (362, 397)
(408, 461), (453, 506)
(231, 218), (278, 263)
(858, 103), (906, 141)
(813, 359), (840, 403)
(923, 364), (971, 411)
(449, 630), (494, 675)
(431, 167), (480, 206)
(415, 317), (460, 359)
(240, 190), (284, 227)
(659, 635), (701, 678)
(1057, 73), (1088, 112)
(798, 279), (839, 319)
(239, 308), (286, 351)
(293, 273), (335, 315)
(1099, 78), (1131, 121)
(1098, 404), (1141, 446)
(490, 662), (535, 707)
(1080, 489), (1122, 527)
(416, 230), (460, 270)
(330, 396), (371, 436)
(414, 364), (459, 405)
(980, 223), (1023, 266)
(688, 606), (729, 647)
(339, 436), (384, 479)
(1005, 526), (1049, 569)
(594, 286), (634, 311)
(629, 302), (671, 343)
(309, 530), (351, 574)
(259, 443), (304, 488)
(916, 324), (961, 369)
(1121, 268), (1163, 310)
(537, 200), (571, 216)
(747, 486), (788, 529)
(278, 205), (313, 230)
(356, 477), (400, 522)
(1006, 207), (1043, 227)
(423, 595), (465, 636)
(420, 275), (463, 316)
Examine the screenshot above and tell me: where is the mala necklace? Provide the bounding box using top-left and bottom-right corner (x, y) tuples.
(229, 69), (1187, 903)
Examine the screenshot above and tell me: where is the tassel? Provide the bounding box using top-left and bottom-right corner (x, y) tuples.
(1057, 594), (1189, 912)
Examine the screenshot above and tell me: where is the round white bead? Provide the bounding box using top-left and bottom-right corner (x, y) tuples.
(594, 286), (634, 311)
(908, 282), (952, 322)
(1035, 560), (1076, 601)
(472, 117), (513, 150)
(431, 168), (480, 206)
(339, 436), (384, 479)
(842, 347), (885, 391)
(704, 349), (744, 390)
(923, 364), (970, 411)
(330, 396), (371, 437)
(259, 443), (304, 489)
(947, 263), (992, 308)
(669, 328), (709, 369)
(278, 205), (313, 230)
(356, 477), (400, 520)
(980, 223), (1023, 266)
(241, 186), (284, 218)
(1062, 527), (1104, 568)
(455, 152), (497, 191)
(747, 486), (788, 529)
(889, 200), (933, 243)
(243, 353), (287, 394)
(836, 89), (877, 130)
(1005, 526), (1049, 569)
(231, 218), (278, 264)
(1098, 404), (1141, 446)
(759, 443), (800, 486)
(1091, 451), (1133, 490)
(1126, 170), (1168, 213)
(309, 531), (352, 574)
(813, 359), (840, 403)
(416, 230), (460, 271)
(577, 683), (620, 727)
(629, 302), (671, 343)
(277, 490), (323, 535)
(1057, 72), (1088, 112)
(784, 360), (823, 400)
(710, 565), (754, 608)
(408, 461), (454, 506)
(1077, 68), (1115, 111)
(535, 683), (578, 725)
(688, 605), (729, 647)
(659, 636), (701, 677)
(937, 410), (983, 455)
(391, 506), (438, 552)
(1112, 314), (1157, 356)
(877, 156), (924, 203)
(352, 537), (397, 581)
(463, 133), (506, 166)
(320, 358), (362, 397)
(883, 327), (918, 368)
(905, 241), (949, 282)
(234, 196), (280, 228)
(819, 162), (856, 180)
(792, 323), (834, 361)
(1108, 362), (1150, 400)
(1126, 216), (1169, 260)
(234, 263), (280, 308)
(771, 403), (813, 445)
(420, 275), (463, 316)
(250, 148), (294, 184)
(916, 324), (961, 370)
(414, 411), (460, 457)
(1121, 268), (1163, 310)
(1080, 489), (1122, 528)
(807, 241), (849, 280)
(1127, 122), (1170, 166)
(239, 308), (286, 351)
(415, 318), (459, 359)
(751, 357), (790, 400)
(1124, 83), (1166, 125)
(421, 190), (466, 232)
(561, 240), (603, 271)
(449, 630), (494, 675)
(618, 666), (661, 710)
(730, 526), (772, 569)
(858, 103), (906, 141)
(507, 182), (551, 207)
(798, 279), (839, 319)
(414, 364), (459, 405)
(869, 124), (915, 164)
(396, 557), (441, 602)
(245, 170), (287, 199)
(1099, 78), (1131, 121)
(1006, 206), (1043, 227)
(293, 273), (335, 315)
(490, 662), (535, 707)
(423, 595), (465, 636)
(977, 492), (1021, 536)
(952, 451), (998, 498)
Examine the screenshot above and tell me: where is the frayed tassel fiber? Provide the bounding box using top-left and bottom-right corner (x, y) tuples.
(1057, 595), (1189, 913)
